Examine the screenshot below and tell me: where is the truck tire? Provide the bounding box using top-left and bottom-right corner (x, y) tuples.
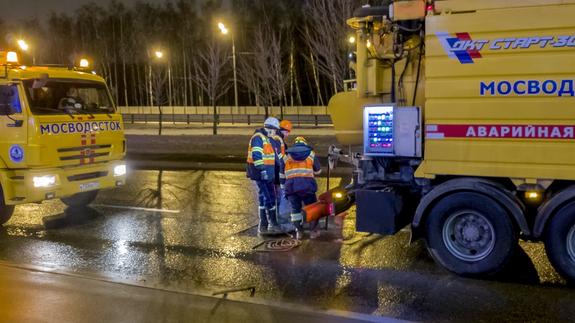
(61, 190), (99, 207)
(425, 191), (518, 277)
(0, 205), (15, 225)
(544, 201), (575, 284)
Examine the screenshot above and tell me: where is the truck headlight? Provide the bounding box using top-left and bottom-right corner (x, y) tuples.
(114, 164), (127, 177)
(33, 175), (57, 188)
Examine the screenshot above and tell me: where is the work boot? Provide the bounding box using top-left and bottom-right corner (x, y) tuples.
(266, 207), (282, 234)
(267, 224), (283, 234)
(293, 222), (303, 240)
(257, 207), (269, 235)
(294, 229), (303, 240)
(258, 225), (270, 235)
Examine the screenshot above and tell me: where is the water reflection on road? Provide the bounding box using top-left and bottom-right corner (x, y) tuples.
(0, 170), (573, 322)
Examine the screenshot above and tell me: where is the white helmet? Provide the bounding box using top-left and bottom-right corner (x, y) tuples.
(263, 117), (280, 130)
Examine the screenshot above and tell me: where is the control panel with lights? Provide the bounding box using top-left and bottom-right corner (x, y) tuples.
(363, 105), (421, 157)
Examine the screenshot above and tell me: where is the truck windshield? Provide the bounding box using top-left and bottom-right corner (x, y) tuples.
(23, 79), (115, 115)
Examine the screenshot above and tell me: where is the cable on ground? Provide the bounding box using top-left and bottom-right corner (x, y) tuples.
(252, 237), (302, 252)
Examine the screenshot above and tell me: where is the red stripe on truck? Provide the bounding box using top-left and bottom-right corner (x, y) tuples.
(426, 124), (575, 139)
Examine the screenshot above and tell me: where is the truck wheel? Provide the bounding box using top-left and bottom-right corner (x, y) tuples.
(0, 205), (15, 225)
(61, 190), (99, 207)
(544, 201), (575, 284)
(425, 192), (518, 276)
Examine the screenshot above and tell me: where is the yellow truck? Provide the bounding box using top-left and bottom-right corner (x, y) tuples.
(328, 0), (575, 283)
(0, 51), (126, 225)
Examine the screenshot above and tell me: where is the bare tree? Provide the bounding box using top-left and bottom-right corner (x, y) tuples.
(238, 54), (261, 108)
(303, 0), (359, 95)
(151, 64), (169, 135)
(192, 38), (231, 135)
(11, 0), (367, 108)
(243, 23), (288, 118)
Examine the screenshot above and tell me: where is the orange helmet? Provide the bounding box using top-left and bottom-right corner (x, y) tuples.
(280, 120), (292, 132)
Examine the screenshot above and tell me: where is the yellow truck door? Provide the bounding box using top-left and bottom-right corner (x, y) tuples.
(0, 83), (27, 169)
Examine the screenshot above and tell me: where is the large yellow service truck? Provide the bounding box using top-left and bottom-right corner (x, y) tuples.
(0, 51), (126, 225)
(328, 0), (575, 283)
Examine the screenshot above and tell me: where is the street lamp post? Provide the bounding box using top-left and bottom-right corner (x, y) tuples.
(232, 35), (238, 114)
(218, 22), (239, 116)
(17, 39), (35, 65)
(151, 49), (171, 134)
(153, 50), (172, 107)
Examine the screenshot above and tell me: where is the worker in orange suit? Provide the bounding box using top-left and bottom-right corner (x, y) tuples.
(281, 136), (322, 239)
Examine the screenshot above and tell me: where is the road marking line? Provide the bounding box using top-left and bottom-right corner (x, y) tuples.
(92, 204), (180, 214)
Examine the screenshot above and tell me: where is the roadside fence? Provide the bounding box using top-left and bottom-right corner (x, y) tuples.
(118, 106), (332, 126)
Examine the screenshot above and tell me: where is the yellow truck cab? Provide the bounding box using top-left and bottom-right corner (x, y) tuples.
(327, 0), (575, 283)
(0, 51), (126, 224)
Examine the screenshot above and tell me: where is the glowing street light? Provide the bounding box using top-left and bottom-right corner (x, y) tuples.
(16, 39), (36, 65)
(148, 49), (173, 107)
(217, 21), (238, 111)
(348, 36), (356, 44)
(17, 39), (29, 51)
(218, 22), (229, 35)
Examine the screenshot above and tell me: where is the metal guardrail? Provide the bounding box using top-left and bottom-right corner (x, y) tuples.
(119, 106), (332, 126)
(122, 113), (332, 126)
(118, 106), (329, 116)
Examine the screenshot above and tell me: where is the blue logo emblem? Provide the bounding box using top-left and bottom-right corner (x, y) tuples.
(9, 145), (24, 163)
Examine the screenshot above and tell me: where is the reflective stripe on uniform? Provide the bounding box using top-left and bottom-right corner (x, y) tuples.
(290, 212), (303, 222)
(271, 135), (286, 157)
(284, 153), (315, 180)
(285, 168), (314, 178)
(247, 133), (276, 166)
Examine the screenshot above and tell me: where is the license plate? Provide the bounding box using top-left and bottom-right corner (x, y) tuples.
(80, 182), (100, 192)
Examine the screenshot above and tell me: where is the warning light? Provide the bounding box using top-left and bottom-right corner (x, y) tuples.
(526, 191), (540, 200)
(6, 51), (19, 64)
(426, 3), (435, 14)
(79, 58), (90, 68)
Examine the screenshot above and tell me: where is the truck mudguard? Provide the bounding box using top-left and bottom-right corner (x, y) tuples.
(534, 186), (575, 238)
(411, 178), (530, 241)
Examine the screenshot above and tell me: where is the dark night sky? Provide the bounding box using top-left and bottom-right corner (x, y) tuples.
(1, 0), (168, 22)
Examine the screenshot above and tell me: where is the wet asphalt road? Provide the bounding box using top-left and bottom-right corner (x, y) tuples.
(1, 170), (575, 322)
